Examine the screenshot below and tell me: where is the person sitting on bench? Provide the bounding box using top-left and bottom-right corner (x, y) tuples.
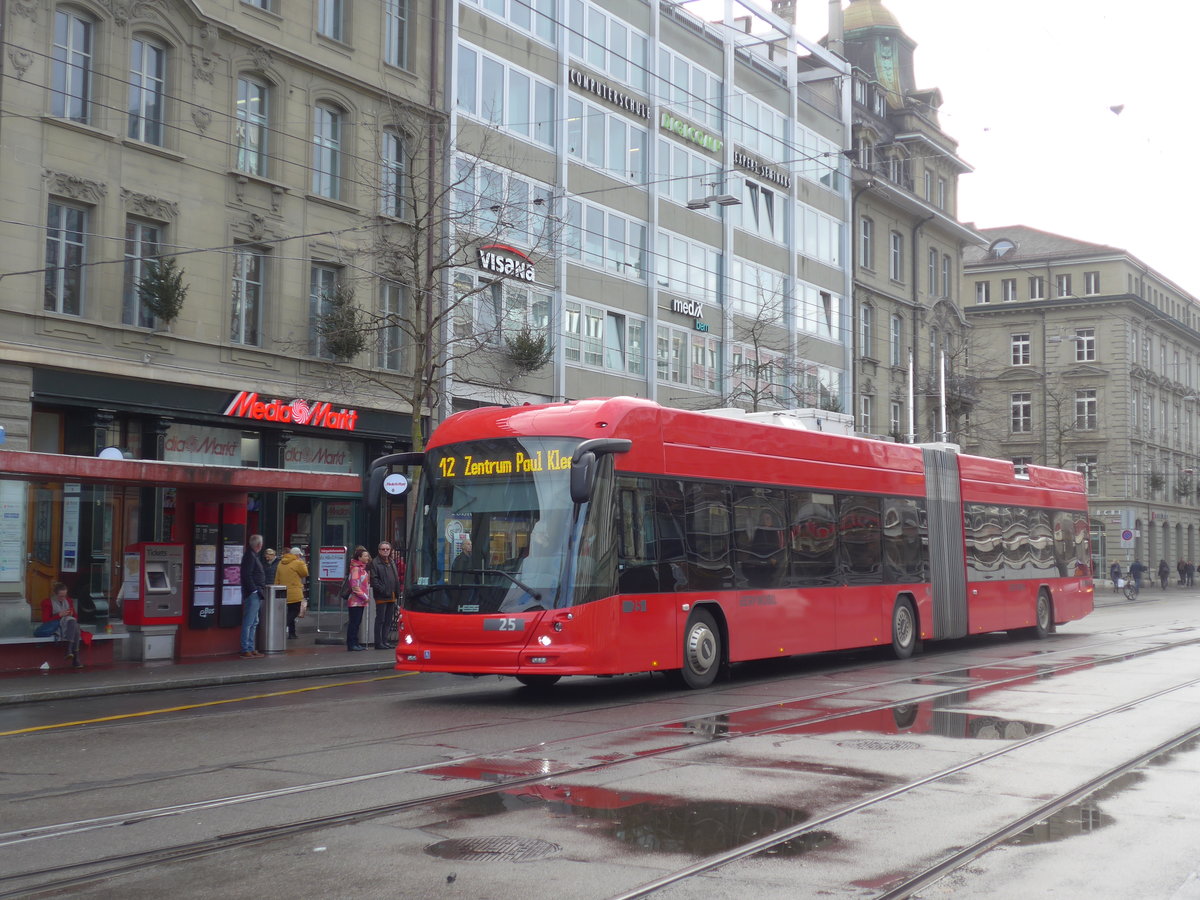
(36, 582), (83, 668)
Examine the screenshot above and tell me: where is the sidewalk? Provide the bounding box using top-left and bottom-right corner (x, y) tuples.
(0, 624), (398, 707)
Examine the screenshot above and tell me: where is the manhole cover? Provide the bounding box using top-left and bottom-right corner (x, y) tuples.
(836, 738), (921, 751)
(425, 836), (561, 862)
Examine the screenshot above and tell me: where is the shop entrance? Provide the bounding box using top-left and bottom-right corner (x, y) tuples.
(280, 494), (360, 642)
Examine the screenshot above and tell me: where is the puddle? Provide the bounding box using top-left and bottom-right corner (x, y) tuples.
(1006, 771), (1143, 845)
(1009, 735), (1200, 846)
(435, 784), (835, 857)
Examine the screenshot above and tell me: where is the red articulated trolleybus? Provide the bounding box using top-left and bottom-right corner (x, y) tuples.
(368, 398), (1093, 689)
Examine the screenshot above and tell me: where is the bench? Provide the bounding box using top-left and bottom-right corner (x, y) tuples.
(0, 631), (129, 673)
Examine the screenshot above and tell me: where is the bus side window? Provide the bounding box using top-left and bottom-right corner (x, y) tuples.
(733, 487), (787, 589)
(684, 482), (733, 589)
(787, 491), (838, 586)
(616, 477), (659, 594)
(654, 480), (688, 591)
(882, 497), (928, 583)
(839, 494), (882, 585)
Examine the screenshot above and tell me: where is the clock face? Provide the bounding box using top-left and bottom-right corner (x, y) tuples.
(876, 38), (898, 96)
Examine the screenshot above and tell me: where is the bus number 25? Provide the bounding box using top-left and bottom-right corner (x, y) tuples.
(484, 618), (524, 631)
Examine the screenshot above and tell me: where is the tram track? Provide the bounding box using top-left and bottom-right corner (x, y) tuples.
(3, 625), (1200, 898)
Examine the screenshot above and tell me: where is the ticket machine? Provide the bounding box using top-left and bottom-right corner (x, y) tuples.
(121, 542), (186, 625)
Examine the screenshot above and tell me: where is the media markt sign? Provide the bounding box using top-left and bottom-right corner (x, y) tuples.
(477, 243), (536, 282)
(223, 392), (359, 432)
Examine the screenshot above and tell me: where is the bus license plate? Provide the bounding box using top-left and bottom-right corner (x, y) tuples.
(484, 617), (525, 632)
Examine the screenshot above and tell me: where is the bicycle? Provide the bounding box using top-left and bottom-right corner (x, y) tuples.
(1122, 579), (1140, 601)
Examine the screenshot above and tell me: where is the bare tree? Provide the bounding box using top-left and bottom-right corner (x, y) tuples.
(310, 107), (561, 451)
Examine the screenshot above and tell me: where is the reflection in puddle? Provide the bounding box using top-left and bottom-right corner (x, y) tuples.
(1007, 771), (1143, 845)
(436, 784), (835, 857)
(1008, 735), (1200, 846)
(673, 704), (1050, 742)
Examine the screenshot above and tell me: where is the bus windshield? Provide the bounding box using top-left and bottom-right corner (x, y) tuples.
(407, 437), (582, 615)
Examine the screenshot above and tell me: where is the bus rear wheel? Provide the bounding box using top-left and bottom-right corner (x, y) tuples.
(515, 674), (561, 689)
(680, 609), (721, 689)
(891, 598), (917, 660)
(1031, 590), (1052, 639)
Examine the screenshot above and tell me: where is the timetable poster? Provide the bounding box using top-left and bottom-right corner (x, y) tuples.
(189, 505), (219, 630)
(218, 509), (246, 628)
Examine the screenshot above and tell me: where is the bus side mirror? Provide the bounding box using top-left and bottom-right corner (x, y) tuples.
(570, 451), (597, 504)
(365, 451), (424, 518)
(569, 438), (631, 504)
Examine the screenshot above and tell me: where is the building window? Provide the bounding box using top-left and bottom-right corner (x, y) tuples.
(890, 315), (903, 367)
(889, 231), (903, 281)
(45, 201), (87, 316)
(859, 217), (873, 268)
(1084, 271), (1100, 295)
(128, 37), (166, 145)
(1029, 276), (1045, 300)
(458, 45), (556, 148)
(379, 280), (406, 370)
(317, 0), (344, 40)
(937, 177), (946, 209)
(1011, 333), (1031, 366)
(1075, 327), (1096, 362)
(890, 401), (902, 436)
(923, 170), (932, 201)
(564, 301), (641, 375)
(1075, 389), (1097, 430)
(1010, 392), (1032, 433)
(312, 103), (343, 198)
(1001, 278), (1017, 302)
(52, 10), (93, 123)
(860, 394), (873, 433)
(230, 246), (264, 345)
(381, 131), (405, 217)
(236, 77), (269, 176)
(309, 264), (340, 357)
(384, 0), (409, 68)
(1056, 273), (1072, 297)
(941, 254), (951, 298)
(861, 305), (873, 357)
(927, 247), (937, 294)
(123, 220), (161, 327)
(1012, 456), (1032, 476)
(1075, 455), (1098, 492)
(975, 281), (990, 304)
(569, 100), (647, 181)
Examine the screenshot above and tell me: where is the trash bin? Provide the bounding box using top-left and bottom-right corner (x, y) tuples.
(259, 584), (288, 653)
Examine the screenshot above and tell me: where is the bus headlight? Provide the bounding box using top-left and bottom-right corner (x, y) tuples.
(538, 635), (552, 647)
(404, 634), (414, 645)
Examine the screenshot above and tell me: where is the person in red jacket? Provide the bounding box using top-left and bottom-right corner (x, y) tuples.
(38, 582), (83, 668)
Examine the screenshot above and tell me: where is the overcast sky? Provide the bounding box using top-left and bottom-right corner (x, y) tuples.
(792, 1), (1199, 296)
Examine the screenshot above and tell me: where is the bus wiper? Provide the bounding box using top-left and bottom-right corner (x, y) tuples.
(404, 583), (475, 601)
(463, 568), (542, 601)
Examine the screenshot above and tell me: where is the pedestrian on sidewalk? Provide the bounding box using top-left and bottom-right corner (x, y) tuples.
(276, 547), (309, 639)
(1158, 559), (1170, 590)
(368, 541), (403, 650)
(1109, 561), (1121, 593)
(346, 546), (371, 652)
(239, 534), (267, 659)
(1129, 559), (1145, 592)
(263, 547), (280, 584)
(1188, 561), (1196, 587)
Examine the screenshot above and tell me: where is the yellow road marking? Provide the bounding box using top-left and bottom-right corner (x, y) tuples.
(0, 671), (417, 737)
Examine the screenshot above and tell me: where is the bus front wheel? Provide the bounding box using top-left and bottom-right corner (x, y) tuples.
(891, 598), (917, 660)
(1031, 590), (1052, 639)
(680, 609), (722, 689)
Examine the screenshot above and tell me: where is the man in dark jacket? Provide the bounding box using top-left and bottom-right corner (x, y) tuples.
(368, 542), (403, 650)
(239, 534), (267, 659)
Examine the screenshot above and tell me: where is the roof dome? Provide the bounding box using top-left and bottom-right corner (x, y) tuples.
(843, 0), (900, 31)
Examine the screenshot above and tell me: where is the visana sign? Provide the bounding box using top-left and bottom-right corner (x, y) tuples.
(223, 392), (359, 432)
(477, 244), (536, 282)
(660, 112), (722, 153)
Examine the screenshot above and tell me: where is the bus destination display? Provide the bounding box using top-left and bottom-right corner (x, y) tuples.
(437, 448), (572, 479)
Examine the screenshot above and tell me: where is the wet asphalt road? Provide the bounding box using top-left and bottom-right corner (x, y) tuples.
(4, 592), (1200, 898)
